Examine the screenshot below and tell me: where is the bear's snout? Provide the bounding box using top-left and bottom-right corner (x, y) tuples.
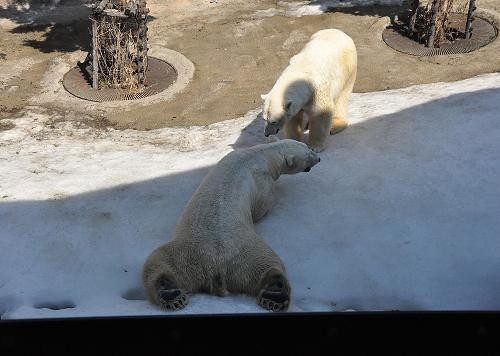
(311, 152), (321, 164)
(264, 122), (280, 137)
(304, 153), (321, 172)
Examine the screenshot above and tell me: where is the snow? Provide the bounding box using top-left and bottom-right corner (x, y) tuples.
(255, 0), (403, 18)
(1, 73), (500, 319)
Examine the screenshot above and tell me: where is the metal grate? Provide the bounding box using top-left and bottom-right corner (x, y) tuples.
(383, 14), (497, 56)
(63, 57), (178, 102)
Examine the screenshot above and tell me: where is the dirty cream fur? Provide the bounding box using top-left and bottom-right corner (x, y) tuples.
(143, 139), (320, 311)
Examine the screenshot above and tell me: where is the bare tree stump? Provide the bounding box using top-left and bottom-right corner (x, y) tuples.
(87, 0), (149, 91)
(406, 0), (478, 48)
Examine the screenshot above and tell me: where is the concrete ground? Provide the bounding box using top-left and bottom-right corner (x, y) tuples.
(0, 0), (499, 129)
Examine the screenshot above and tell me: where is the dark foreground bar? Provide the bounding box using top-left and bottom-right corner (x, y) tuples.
(2, 312), (500, 354)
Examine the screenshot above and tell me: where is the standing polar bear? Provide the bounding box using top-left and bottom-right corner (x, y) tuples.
(143, 140), (320, 312)
(262, 29), (357, 153)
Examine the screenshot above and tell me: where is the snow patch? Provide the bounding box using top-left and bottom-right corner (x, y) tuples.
(0, 295), (22, 319)
(1, 74), (500, 319)
(256, 0), (403, 18)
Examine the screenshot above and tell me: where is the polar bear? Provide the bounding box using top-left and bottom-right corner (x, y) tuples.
(143, 139), (320, 312)
(262, 28), (357, 153)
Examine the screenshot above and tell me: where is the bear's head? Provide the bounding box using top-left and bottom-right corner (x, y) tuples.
(277, 139), (321, 174)
(261, 93), (300, 137)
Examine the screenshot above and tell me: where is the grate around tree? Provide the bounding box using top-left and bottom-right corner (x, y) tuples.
(383, 0), (497, 56)
(63, 0), (178, 102)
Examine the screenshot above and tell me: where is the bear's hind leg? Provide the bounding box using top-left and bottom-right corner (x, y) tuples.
(155, 273), (189, 311)
(257, 267), (291, 312)
(331, 73), (355, 135)
(226, 239), (290, 311)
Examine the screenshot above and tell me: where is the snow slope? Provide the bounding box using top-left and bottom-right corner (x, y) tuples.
(1, 73), (499, 319)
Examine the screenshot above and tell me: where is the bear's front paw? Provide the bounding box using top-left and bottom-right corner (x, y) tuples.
(158, 288), (189, 311)
(330, 117), (348, 135)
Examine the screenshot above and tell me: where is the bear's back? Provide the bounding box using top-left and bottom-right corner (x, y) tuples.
(291, 29), (355, 65)
(287, 28), (356, 88)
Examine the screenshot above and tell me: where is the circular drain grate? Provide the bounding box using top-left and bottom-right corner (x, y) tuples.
(63, 57), (178, 102)
(383, 15), (497, 56)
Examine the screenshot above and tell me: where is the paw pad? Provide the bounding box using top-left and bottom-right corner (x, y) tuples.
(257, 290), (289, 312)
(158, 288), (189, 311)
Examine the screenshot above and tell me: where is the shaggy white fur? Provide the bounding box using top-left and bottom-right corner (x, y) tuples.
(262, 29), (357, 152)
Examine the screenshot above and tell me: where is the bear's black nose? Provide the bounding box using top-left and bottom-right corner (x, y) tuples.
(264, 133), (270, 137)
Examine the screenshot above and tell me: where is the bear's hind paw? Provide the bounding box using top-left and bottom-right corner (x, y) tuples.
(257, 290), (289, 312)
(158, 288), (189, 311)
(256, 269), (290, 312)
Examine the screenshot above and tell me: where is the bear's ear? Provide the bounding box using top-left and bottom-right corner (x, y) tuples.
(285, 101), (293, 112)
(260, 93), (268, 100)
(285, 155), (295, 168)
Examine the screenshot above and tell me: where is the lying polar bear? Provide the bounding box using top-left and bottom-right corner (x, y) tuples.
(143, 139), (320, 312)
(262, 28), (357, 152)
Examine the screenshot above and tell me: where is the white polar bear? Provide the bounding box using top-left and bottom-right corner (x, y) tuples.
(143, 139), (320, 312)
(262, 28), (357, 153)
